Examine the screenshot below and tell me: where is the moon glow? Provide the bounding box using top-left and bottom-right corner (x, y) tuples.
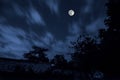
(68, 10), (75, 16)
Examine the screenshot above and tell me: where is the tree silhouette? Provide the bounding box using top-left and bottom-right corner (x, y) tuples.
(70, 36), (102, 72)
(70, 0), (120, 76)
(99, 0), (120, 74)
(24, 46), (49, 63)
(51, 55), (67, 69)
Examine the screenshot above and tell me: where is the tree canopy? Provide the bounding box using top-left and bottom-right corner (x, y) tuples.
(24, 46), (49, 63)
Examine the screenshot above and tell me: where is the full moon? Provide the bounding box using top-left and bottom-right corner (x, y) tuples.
(68, 10), (75, 16)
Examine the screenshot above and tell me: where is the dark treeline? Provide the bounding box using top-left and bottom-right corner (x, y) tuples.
(0, 0), (120, 80)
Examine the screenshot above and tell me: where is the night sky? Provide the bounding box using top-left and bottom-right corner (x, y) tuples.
(0, 0), (107, 60)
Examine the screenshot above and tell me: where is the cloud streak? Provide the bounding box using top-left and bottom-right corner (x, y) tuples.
(44, 0), (59, 15)
(0, 25), (48, 59)
(26, 7), (45, 26)
(0, 25), (71, 60)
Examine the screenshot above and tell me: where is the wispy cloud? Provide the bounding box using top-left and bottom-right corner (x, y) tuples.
(44, 0), (59, 15)
(68, 23), (80, 35)
(86, 18), (105, 35)
(0, 25), (47, 59)
(12, 4), (24, 17)
(12, 2), (46, 26)
(26, 7), (45, 26)
(40, 32), (54, 46)
(0, 24), (71, 60)
(83, 0), (93, 13)
(0, 25), (30, 59)
(46, 23), (81, 61)
(46, 40), (72, 61)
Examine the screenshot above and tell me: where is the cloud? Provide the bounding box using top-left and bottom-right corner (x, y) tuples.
(69, 23), (80, 35)
(86, 18), (105, 35)
(40, 32), (54, 46)
(83, 0), (93, 13)
(12, 4), (25, 17)
(46, 23), (81, 61)
(66, 22), (82, 44)
(46, 40), (72, 61)
(0, 25), (58, 60)
(0, 25), (48, 59)
(6, 1), (45, 26)
(44, 0), (59, 15)
(0, 25), (30, 59)
(0, 24), (72, 61)
(26, 7), (45, 26)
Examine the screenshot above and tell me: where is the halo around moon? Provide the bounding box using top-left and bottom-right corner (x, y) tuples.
(68, 10), (75, 16)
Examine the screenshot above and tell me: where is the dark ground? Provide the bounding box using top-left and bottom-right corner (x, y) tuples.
(0, 71), (120, 80)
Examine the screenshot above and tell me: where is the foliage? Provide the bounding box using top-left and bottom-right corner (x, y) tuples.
(24, 46), (49, 63)
(99, 0), (120, 73)
(71, 36), (102, 71)
(51, 55), (67, 69)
